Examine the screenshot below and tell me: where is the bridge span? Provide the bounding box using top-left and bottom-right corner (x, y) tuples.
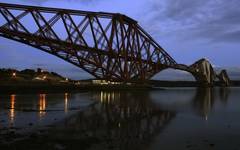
(160, 59), (230, 86)
(0, 3), (230, 86)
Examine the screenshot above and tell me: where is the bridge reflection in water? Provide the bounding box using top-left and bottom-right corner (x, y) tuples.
(192, 88), (230, 119)
(0, 88), (232, 149)
(3, 89), (230, 124)
(54, 91), (175, 150)
(45, 88), (230, 150)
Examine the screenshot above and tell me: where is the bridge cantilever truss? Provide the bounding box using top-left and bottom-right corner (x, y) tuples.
(0, 3), (176, 82)
(0, 3), (230, 86)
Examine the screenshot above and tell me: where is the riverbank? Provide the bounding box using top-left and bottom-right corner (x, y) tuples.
(1, 80), (240, 93)
(149, 80), (240, 87)
(0, 80), (155, 93)
(1, 68), (239, 93)
(0, 81), (83, 93)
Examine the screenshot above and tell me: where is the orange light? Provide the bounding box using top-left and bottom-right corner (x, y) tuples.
(10, 94), (16, 124)
(39, 94), (46, 118)
(64, 93), (68, 113)
(43, 75), (47, 80)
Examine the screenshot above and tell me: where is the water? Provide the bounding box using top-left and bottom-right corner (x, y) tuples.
(0, 88), (240, 150)
(0, 92), (93, 129)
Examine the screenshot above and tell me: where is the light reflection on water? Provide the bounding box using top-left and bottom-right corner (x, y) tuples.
(64, 93), (68, 113)
(0, 88), (234, 128)
(0, 88), (240, 149)
(9, 94), (15, 125)
(39, 94), (46, 119)
(149, 88), (232, 118)
(0, 92), (92, 128)
(56, 90), (175, 150)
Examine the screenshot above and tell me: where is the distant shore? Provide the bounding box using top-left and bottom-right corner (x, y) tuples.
(0, 81), (154, 93)
(1, 68), (240, 93)
(148, 80), (240, 87)
(1, 80), (240, 94)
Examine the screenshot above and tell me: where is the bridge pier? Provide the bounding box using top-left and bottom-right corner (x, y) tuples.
(217, 70), (230, 86)
(189, 59), (216, 87)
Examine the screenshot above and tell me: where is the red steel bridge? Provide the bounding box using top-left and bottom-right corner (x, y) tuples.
(0, 3), (230, 86)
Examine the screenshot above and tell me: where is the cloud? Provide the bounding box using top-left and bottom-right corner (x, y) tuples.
(163, 0), (208, 21)
(144, 0), (240, 43)
(215, 30), (240, 43)
(1, 0), (240, 44)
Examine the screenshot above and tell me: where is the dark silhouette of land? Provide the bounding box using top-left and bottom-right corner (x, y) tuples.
(0, 68), (79, 93)
(0, 68), (239, 93)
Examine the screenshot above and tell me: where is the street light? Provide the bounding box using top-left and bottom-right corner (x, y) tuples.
(12, 72), (16, 77)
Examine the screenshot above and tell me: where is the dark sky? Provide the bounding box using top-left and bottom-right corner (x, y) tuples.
(0, 0), (240, 79)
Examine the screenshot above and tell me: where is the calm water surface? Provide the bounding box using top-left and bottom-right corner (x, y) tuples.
(0, 88), (240, 150)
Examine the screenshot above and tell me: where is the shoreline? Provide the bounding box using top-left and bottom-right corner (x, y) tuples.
(1, 80), (240, 93)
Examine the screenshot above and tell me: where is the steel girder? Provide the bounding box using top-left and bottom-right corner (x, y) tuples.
(0, 3), (176, 81)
